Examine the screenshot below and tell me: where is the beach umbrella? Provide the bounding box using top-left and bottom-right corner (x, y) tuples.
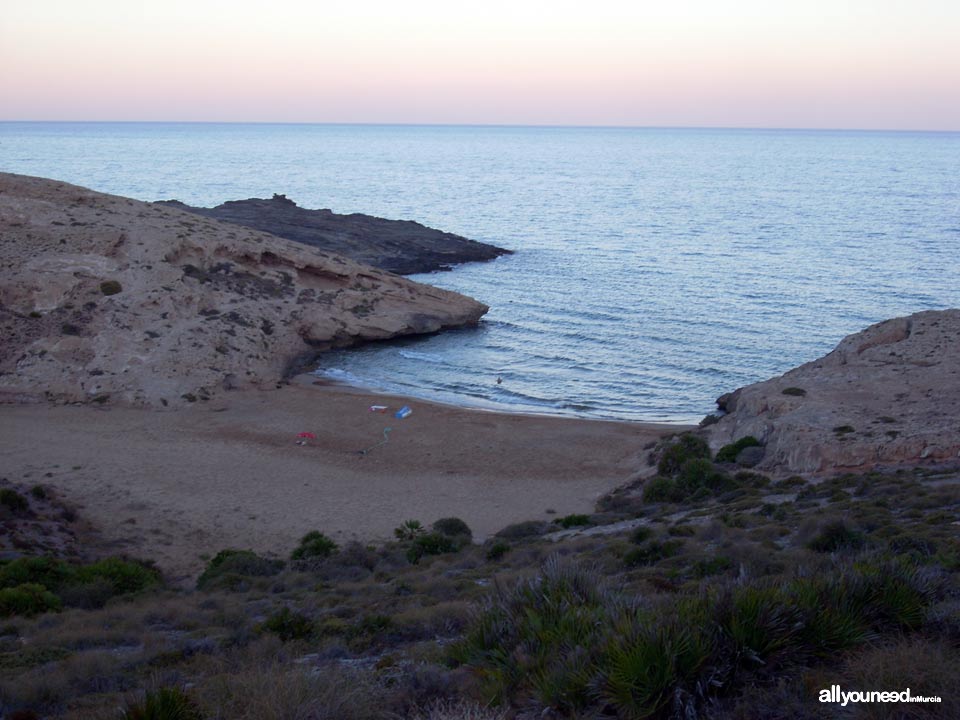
(297, 432), (316, 439)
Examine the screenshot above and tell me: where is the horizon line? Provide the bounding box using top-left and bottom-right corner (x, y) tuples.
(1, 120), (959, 134)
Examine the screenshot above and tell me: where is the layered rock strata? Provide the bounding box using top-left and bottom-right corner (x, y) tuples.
(0, 173), (488, 407)
(708, 310), (960, 475)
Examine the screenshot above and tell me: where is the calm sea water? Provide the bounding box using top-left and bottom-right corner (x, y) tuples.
(2, 123), (959, 422)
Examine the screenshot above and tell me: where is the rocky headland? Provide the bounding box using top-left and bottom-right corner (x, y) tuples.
(157, 194), (512, 275)
(0, 173), (489, 407)
(707, 309), (960, 475)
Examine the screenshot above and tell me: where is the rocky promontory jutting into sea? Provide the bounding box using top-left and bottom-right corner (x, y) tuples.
(0, 173), (489, 407)
(706, 309), (960, 476)
(157, 194), (512, 275)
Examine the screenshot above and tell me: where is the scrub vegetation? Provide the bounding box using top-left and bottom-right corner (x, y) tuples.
(1, 457), (958, 719)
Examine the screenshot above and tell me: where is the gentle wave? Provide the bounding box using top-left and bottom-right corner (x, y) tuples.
(2, 123), (958, 422)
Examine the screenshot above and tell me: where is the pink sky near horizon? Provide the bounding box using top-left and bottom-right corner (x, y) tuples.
(2, 0), (959, 130)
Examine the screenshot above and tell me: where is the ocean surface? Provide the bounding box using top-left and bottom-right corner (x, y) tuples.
(2, 122), (959, 422)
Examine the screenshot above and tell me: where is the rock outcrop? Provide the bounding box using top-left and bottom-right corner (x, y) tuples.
(157, 194), (512, 275)
(707, 310), (960, 475)
(0, 173), (489, 407)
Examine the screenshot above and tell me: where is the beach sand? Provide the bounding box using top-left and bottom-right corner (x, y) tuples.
(0, 378), (686, 583)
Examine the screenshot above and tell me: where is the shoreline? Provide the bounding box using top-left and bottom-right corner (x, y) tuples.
(0, 381), (689, 583)
(306, 369), (707, 426)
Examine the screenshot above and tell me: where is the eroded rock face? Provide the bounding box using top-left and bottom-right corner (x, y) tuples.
(707, 310), (960, 475)
(0, 173), (488, 406)
(157, 194), (512, 275)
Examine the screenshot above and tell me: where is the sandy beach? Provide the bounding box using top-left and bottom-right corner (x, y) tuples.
(0, 378), (685, 583)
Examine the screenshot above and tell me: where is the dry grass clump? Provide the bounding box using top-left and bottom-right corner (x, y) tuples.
(194, 663), (388, 720)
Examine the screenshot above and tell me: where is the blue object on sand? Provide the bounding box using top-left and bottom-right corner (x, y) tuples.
(395, 405), (412, 419)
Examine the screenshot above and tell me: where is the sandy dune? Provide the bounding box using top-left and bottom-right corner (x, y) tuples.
(0, 380), (683, 583)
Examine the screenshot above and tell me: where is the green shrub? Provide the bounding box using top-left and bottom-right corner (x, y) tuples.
(715, 436), (762, 463)
(833, 425), (855, 435)
(0, 556), (73, 591)
(394, 519), (425, 541)
(0, 488), (28, 514)
(657, 433), (711, 475)
(807, 521), (866, 553)
(486, 541), (510, 561)
(406, 532), (458, 564)
(100, 280), (123, 296)
(641, 476), (684, 503)
(29, 485), (47, 500)
(0, 583), (62, 617)
(555, 513), (591, 529)
(624, 540), (684, 567)
(781, 387), (806, 396)
(196, 549), (283, 590)
(693, 556), (734, 577)
(678, 458), (732, 494)
(259, 607), (315, 641)
(291, 531), (339, 563)
(73, 557), (160, 595)
(122, 686), (204, 720)
(630, 526), (654, 544)
(432, 517), (473, 541)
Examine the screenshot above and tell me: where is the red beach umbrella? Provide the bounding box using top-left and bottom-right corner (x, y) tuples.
(297, 432), (316, 439)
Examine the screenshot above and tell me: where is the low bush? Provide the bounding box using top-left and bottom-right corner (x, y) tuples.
(0, 556), (72, 591)
(630, 526), (654, 544)
(554, 513), (591, 529)
(781, 387), (806, 396)
(432, 517), (472, 542)
(715, 436), (762, 463)
(291, 532), (339, 564)
(0, 488), (29, 514)
(643, 460), (732, 504)
(807, 520), (866, 553)
(486, 541), (510, 561)
(196, 549), (283, 590)
(624, 540), (683, 567)
(73, 557), (160, 596)
(693, 556), (734, 577)
(0, 583), (61, 617)
(407, 533), (459, 564)
(657, 433), (711, 475)
(100, 280), (123, 296)
(259, 607), (315, 642)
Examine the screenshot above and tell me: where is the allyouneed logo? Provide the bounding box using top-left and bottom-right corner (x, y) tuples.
(820, 685), (942, 706)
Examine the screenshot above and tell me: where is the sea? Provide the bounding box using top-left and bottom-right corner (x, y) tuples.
(2, 122), (958, 423)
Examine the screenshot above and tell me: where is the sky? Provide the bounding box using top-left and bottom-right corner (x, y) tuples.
(1, 0), (958, 130)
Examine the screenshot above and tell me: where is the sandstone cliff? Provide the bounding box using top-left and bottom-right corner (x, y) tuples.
(708, 310), (960, 475)
(157, 195), (512, 275)
(0, 173), (488, 407)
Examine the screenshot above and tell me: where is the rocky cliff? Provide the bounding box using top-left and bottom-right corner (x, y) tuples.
(708, 310), (960, 475)
(157, 195), (512, 275)
(0, 173), (489, 407)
